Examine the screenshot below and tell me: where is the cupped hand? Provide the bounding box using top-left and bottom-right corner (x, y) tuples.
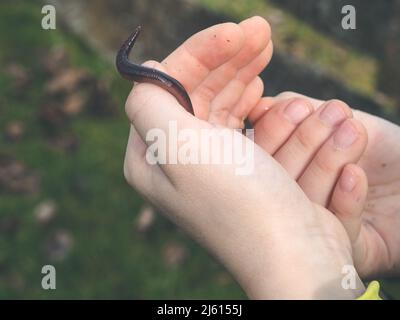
(251, 92), (400, 279)
(123, 18), (364, 299)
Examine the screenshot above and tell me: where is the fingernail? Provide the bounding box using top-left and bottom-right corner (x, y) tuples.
(340, 168), (357, 192)
(319, 103), (347, 127)
(283, 101), (311, 124)
(333, 120), (359, 149)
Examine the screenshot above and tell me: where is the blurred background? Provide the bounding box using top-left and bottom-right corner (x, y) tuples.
(1, 0), (399, 299)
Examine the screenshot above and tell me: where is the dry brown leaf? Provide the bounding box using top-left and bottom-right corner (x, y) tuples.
(45, 230), (74, 262)
(6, 63), (30, 89)
(62, 92), (87, 116)
(45, 68), (91, 95)
(4, 121), (24, 142)
(39, 102), (67, 130)
(34, 200), (57, 224)
(162, 242), (187, 268)
(41, 46), (70, 75)
(47, 133), (80, 153)
(0, 155), (40, 194)
(135, 205), (155, 233)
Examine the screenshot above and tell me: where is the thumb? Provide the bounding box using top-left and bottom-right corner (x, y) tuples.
(329, 164), (368, 260)
(124, 60), (197, 145)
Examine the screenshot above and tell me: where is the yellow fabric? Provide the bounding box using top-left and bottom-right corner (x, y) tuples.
(357, 281), (382, 300)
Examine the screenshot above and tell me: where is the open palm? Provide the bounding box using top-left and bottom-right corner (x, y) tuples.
(153, 16), (272, 128)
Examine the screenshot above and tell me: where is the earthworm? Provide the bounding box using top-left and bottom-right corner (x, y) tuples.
(116, 26), (194, 114)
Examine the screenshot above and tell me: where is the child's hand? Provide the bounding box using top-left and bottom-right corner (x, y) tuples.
(249, 94), (400, 279)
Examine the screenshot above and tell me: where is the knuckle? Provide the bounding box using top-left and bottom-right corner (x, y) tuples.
(325, 99), (352, 117)
(277, 91), (298, 99)
(313, 151), (336, 174)
(294, 125), (316, 150)
(289, 97), (311, 108)
(326, 98), (346, 106)
(196, 83), (217, 102)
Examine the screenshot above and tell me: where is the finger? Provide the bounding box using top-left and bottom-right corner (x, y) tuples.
(193, 17), (272, 121)
(207, 42), (273, 125)
(125, 61), (201, 143)
(248, 96), (276, 124)
(226, 76), (265, 128)
(249, 92), (324, 123)
(273, 92), (324, 110)
(253, 97), (313, 154)
(231, 16), (271, 70)
(329, 164), (368, 244)
(274, 100), (353, 179)
(162, 22), (245, 93)
(298, 118), (368, 206)
(235, 40), (273, 85)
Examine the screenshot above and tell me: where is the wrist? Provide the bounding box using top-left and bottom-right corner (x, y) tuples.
(243, 239), (366, 299)
(231, 211), (366, 299)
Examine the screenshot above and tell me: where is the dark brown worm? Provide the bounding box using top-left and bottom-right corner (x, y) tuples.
(115, 26), (194, 115)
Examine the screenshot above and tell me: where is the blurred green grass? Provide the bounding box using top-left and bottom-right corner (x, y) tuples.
(0, 0), (244, 299)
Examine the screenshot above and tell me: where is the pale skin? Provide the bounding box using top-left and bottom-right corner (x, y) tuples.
(250, 92), (400, 279)
(123, 16), (366, 299)
(156, 15), (400, 281)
